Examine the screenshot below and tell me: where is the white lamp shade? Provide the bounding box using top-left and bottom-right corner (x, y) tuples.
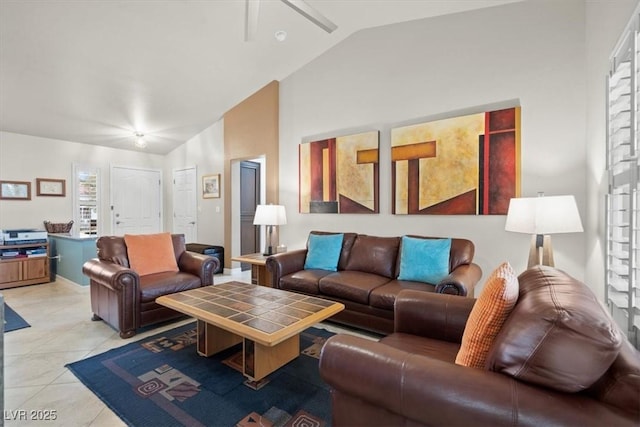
(505, 195), (583, 235)
(253, 204), (287, 226)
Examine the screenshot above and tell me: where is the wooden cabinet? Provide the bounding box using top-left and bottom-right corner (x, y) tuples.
(0, 243), (50, 289)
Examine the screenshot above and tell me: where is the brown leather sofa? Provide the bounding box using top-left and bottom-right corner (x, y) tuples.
(82, 234), (219, 338)
(319, 266), (640, 426)
(266, 231), (482, 334)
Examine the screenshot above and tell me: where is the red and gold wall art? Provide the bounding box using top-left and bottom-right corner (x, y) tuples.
(299, 131), (379, 214)
(391, 107), (520, 215)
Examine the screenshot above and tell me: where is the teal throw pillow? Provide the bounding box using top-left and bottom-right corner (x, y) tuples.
(304, 233), (344, 271)
(398, 236), (451, 283)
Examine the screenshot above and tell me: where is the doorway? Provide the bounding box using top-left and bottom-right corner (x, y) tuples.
(111, 166), (162, 235)
(172, 167), (198, 243)
(240, 161), (261, 269)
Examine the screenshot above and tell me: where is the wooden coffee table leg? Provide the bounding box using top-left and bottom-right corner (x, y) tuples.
(243, 334), (300, 382)
(197, 320), (243, 357)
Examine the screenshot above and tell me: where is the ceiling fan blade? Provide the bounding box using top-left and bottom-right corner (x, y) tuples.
(245, 0), (260, 41)
(280, 0), (338, 33)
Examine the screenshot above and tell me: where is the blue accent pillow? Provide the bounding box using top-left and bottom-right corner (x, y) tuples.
(304, 233), (344, 271)
(398, 236), (451, 283)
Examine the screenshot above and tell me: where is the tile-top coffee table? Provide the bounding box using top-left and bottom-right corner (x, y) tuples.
(156, 281), (344, 386)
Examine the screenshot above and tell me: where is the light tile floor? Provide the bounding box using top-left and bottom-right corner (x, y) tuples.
(1, 270), (375, 426)
(2, 270), (251, 427)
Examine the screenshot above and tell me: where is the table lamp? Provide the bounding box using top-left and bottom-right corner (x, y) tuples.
(505, 194), (583, 268)
(253, 204), (287, 256)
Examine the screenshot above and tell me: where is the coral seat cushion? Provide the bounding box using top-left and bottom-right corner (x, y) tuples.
(124, 232), (179, 276)
(455, 262), (519, 369)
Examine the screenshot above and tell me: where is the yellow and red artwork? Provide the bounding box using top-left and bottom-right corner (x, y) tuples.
(391, 107), (520, 215)
(299, 131), (379, 214)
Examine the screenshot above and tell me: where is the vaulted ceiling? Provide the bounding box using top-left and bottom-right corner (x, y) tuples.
(0, 0), (520, 154)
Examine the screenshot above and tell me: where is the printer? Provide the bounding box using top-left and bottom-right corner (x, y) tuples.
(1, 229), (48, 245)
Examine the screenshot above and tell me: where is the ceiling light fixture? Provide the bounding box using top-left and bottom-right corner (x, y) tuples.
(134, 132), (147, 148)
(275, 30), (287, 41)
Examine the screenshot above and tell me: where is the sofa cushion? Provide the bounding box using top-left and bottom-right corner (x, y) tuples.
(319, 271), (391, 305)
(486, 266), (622, 393)
(96, 236), (131, 267)
(586, 340), (640, 419)
(279, 270), (333, 295)
(397, 236), (451, 283)
(370, 280), (436, 310)
(455, 262), (518, 369)
(304, 233), (344, 271)
(139, 271), (201, 303)
(124, 232), (179, 276)
(344, 235), (400, 279)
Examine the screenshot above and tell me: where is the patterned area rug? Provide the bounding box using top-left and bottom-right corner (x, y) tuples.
(66, 322), (334, 426)
(4, 303), (30, 332)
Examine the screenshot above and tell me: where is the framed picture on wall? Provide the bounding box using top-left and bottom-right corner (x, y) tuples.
(36, 178), (66, 196)
(0, 180), (31, 200)
(203, 174), (220, 199)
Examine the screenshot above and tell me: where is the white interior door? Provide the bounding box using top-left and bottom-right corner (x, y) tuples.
(111, 166), (162, 235)
(173, 167), (197, 243)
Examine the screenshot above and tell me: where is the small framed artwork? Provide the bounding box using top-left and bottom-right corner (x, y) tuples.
(0, 180), (31, 200)
(203, 174), (220, 199)
(36, 178), (66, 197)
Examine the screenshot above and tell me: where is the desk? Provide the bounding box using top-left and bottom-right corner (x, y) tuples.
(231, 253), (272, 287)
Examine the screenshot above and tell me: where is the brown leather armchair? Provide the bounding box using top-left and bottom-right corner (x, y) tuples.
(319, 266), (640, 426)
(83, 234), (219, 338)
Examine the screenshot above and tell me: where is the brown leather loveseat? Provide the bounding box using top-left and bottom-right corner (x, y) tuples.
(83, 234), (219, 338)
(319, 266), (640, 426)
(267, 231), (482, 334)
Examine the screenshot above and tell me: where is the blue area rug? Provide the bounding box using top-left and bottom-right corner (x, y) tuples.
(66, 322), (335, 427)
(4, 303), (30, 332)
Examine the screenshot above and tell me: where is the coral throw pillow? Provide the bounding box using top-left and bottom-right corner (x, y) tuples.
(124, 232), (179, 276)
(455, 262), (519, 369)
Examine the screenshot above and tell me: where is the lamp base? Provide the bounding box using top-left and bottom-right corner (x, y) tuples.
(527, 234), (554, 269)
(262, 246), (275, 256)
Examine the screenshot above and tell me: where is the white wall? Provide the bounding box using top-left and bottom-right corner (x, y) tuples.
(163, 120), (225, 246)
(279, 0), (591, 293)
(0, 131), (163, 233)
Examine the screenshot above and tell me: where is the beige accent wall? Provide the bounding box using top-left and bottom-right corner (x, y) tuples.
(223, 80), (279, 267)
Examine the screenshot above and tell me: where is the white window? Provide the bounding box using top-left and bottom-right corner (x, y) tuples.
(73, 164), (100, 236)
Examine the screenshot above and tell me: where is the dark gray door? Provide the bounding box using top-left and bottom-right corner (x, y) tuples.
(240, 161), (261, 269)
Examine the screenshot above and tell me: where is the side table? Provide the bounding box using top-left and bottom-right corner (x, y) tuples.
(231, 253), (272, 287)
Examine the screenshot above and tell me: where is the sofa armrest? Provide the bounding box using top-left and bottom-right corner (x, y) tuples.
(320, 335), (633, 427)
(178, 251), (218, 286)
(394, 289), (475, 342)
(436, 262), (482, 296)
(82, 258), (139, 293)
(265, 249), (307, 289)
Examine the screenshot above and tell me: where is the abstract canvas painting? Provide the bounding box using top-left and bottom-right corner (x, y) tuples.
(391, 107), (520, 215)
(299, 131), (379, 214)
